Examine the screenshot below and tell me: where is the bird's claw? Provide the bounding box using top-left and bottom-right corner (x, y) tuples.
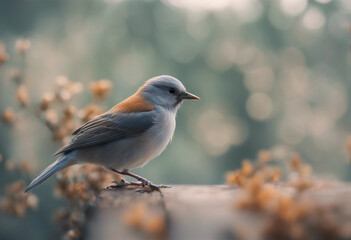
(107, 179), (131, 189)
(141, 180), (151, 187)
(143, 181), (171, 191)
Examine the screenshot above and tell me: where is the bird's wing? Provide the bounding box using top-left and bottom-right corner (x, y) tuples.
(54, 111), (156, 156)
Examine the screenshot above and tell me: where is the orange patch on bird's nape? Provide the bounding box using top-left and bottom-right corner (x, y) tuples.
(110, 88), (154, 113)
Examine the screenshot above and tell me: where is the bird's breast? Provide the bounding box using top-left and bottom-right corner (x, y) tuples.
(121, 109), (176, 169)
(125, 109), (176, 169)
(144, 109), (176, 158)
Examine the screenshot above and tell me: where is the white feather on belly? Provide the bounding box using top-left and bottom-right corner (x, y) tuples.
(127, 109), (176, 169)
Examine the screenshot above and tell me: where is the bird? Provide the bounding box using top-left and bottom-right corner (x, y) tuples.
(25, 75), (200, 192)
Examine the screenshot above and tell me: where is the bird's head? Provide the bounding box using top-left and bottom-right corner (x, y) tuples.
(139, 75), (200, 111)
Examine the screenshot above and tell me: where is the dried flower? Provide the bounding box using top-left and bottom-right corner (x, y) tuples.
(67, 82), (84, 94)
(16, 84), (30, 106)
(64, 106), (76, 119)
(56, 76), (69, 89)
(226, 160), (257, 186)
(58, 89), (72, 102)
(81, 164), (118, 191)
(289, 153), (312, 181)
(90, 79), (112, 99)
(226, 150), (351, 240)
(45, 109), (59, 126)
(0, 180), (38, 217)
(3, 159), (33, 176)
(79, 104), (102, 122)
(66, 229), (81, 240)
(0, 53), (116, 238)
(1, 108), (15, 123)
(55, 165), (117, 203)
(0, 44), (9, 65)
(26, 194), (39, 209)
(238, 184), (277, 211)
(290, 153), (302, 171)
(0, 54), (9, 65)
(53, 127), (68, 141)
(258, 150), (271, 164)
(226, 171), (244, 185)
(265, 167), (282, 182)
(290, 177), (314, 192)
(242, 160), (253, 176)
(66, 181), (90, 202)
(15, 39), (31, 55)
(52, 165), (119, 238)
(40, 92), (56, 111)
(123, 203), (167, 239)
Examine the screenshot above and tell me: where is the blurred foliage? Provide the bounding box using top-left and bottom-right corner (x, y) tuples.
(227, 153), (351, 240)
(0, 0), (351, 239)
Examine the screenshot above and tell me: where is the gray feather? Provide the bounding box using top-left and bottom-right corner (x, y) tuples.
(25, 156), (73, 192)
(54, 111), (155, 156)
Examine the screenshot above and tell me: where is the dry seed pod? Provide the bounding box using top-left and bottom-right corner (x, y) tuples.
(68, 82), (84, 94)
(26, 194), (39, 209)
(16, 84), (30, 106)
(0, 52), (9, 65)
(1, 108), (15, 123)
(90, 79), (112, 99)
(55, 76), (69, 89)
(0, 43), (9, 65)
(40, 92), (56, 111)
(79, 105), (102, 122)
(58, 89), (72, 101)
(45, 109), (59, 125)
(64, 106), (76, 119)
(258, 150), (271, 164)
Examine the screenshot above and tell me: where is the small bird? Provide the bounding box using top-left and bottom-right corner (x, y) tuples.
(25, 75), (199, 192)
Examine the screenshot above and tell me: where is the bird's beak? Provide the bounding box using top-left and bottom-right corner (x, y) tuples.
(178, 92), (200, 100)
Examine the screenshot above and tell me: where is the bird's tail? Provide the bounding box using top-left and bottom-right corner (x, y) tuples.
(25, 156), (73, 193)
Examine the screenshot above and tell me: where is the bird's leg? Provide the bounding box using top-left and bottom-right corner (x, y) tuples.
(108, 168), (146, 188)
(120, 170), (171, 191)
(110, 168), (152, 186)
(109, 168), (170, 191)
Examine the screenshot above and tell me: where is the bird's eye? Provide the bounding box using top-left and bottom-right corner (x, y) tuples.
(169, 88), (176, 94)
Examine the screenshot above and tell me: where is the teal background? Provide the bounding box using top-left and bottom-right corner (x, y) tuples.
(0, 0), (351, 239)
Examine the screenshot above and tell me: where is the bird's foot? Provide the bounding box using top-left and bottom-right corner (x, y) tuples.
(149, 184), (171, 191)
(107, 179), (158, 190)
(140, 180), (171, 191)
(108, 168), (171, 191)
(107, 179), (135, 189)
